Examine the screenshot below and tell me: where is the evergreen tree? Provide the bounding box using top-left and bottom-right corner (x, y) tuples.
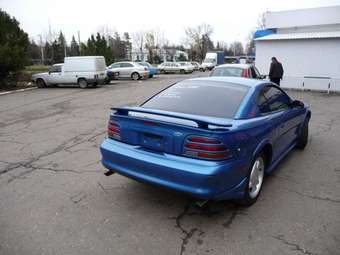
(0, 9), (29, 77)
(70, 35), (79, 56)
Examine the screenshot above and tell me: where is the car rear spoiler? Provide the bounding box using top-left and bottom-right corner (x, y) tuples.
(111, 106), (233, 130)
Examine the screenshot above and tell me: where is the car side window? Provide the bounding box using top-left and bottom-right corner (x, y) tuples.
(49, 65), (61, 73)
(250, 67), (257, 78)
(121, 63), (133, 68)
(110, 63), (120, 68)
(253, 67), (261, 78)
(257, 86), (291, 114)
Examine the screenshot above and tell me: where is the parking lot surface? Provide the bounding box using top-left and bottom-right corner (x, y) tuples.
(0, 73), (339, 255)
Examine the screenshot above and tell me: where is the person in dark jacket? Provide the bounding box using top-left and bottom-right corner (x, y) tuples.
(269, 57), (284, 86)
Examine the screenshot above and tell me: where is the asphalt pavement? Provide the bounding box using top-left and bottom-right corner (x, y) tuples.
(0, 73), (339, 255)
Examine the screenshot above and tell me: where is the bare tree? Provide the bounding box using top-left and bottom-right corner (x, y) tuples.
(132, 31), (145, 57)
(185, 24), (213, 61)
(257, 12), (266, 29)
(145, 31), (155, 63)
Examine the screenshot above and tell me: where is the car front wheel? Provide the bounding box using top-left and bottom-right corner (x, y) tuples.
(131, 72), (140, 80)
(238, 154), (265, 206)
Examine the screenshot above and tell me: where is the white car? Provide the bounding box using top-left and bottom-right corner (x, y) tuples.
(158, 62), (193, 74)
(32, 56), (107, 88)
(108, 62), (149, 80)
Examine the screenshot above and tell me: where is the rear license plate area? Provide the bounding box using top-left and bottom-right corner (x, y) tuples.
(140, 132), (164, 151)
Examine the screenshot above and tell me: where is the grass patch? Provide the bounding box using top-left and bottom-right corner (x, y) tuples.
(24, 65), (50, 74)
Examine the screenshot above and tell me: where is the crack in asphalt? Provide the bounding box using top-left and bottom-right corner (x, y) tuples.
(170, 202), (199, 255)
(272, 235), (318, 255)
(286, 188), (340, 204)
(0, 128), (103, 180)
(169, 201), (222, 255)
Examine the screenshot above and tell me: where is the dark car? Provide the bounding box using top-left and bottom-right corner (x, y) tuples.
(100, 77), (310, 205)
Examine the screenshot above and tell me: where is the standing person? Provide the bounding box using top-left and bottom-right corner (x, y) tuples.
(269, 57), (284, 86)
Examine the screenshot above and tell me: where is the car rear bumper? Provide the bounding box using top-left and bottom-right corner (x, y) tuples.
(100, 139), (249, 200)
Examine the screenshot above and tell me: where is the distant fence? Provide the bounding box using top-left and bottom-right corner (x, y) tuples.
(280, 76), (340, 93)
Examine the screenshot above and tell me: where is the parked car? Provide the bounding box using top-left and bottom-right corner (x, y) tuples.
(210, 64), (265, 79)
(100, 77), (311, 205)
(107, 62), (149, 80)
(32, 56), (107, 88)
(191, 61), (206, 72)
(178, 62), (194, 73)
(137, 62), (159, 78)
(158, 62), (192, 74)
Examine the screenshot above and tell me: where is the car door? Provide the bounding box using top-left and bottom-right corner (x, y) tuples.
(257, 85), (303, 160)
(120, 63), (134, 77)
(48, 65), (63, 84)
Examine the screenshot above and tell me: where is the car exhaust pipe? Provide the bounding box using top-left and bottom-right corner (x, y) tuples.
(104, 170), (115, 176)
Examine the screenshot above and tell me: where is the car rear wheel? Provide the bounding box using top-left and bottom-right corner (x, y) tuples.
(131, 72), (140, 81)
(180, 69), (185, 74)
(296, 119), (309, 149)
(36, 79), (46, 88)
(78, 78), (88, 89)
(149, 74), (153, 78)
(237, 154), (265, 206)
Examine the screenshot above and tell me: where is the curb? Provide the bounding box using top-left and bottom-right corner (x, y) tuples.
(0, 87), (37, 96)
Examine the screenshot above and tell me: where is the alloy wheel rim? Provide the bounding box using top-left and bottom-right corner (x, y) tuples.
(249, 157), (264, 199)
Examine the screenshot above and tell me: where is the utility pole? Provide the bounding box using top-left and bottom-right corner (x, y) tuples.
(38, 34), (44, 65)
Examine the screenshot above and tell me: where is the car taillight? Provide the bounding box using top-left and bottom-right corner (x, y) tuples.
(183, 136), (230, 160)
(242, 69), (250, 78)
(108, 120), (121, 140)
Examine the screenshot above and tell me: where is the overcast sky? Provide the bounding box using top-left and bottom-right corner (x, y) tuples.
(1, 0), (340, 47)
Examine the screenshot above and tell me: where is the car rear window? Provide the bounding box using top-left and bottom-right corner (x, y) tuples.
(142, 80), (249, 118)
(211, 67), (244, 77)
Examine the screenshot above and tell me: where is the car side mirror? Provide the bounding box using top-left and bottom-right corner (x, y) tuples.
(291, 100), (304, 108)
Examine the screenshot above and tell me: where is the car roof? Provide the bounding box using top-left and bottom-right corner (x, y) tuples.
(186, 76), (268, 88)
(215, 64), (252, 69)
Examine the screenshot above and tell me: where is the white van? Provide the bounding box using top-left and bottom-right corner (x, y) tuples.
(32, 56), (107, 88)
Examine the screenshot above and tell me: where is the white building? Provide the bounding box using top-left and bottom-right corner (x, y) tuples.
(255, 6), (340, 92)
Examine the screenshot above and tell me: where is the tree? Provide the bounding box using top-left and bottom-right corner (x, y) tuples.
(0, 9), (29, 77)
(123, 32), (132, 60)
(70, 35), (79, 56)
(229, 41), (244, 56)
(51, 31), (67, 63)
(27, 40), (41, 63)
(145, 32), (155, 63)
(185, 24), (213, 61)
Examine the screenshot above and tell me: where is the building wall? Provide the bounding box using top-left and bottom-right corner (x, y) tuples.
(266, 6), (340, 29)
(255, 38), (340, 91)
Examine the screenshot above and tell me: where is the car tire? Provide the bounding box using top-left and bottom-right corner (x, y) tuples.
(149, 74), (153, 78)
(160, 69), (165, 74)
(180, 69), (185, 74)
(237, 153), (265, 206)
(131, 72), (140, 81)
(296, 119), (309, 150)
(78, 78), (88, 89)
(36, 79), (46, 88)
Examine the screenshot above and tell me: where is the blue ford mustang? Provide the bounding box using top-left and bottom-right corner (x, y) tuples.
(100, 77), (311, 205)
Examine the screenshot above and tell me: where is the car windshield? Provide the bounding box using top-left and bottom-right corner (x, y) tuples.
(142, 80), (249, 118)
(203, 58), (215, 63)
(211, 67), (244, 77)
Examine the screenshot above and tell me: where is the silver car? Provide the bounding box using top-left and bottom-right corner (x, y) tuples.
(108, 62), (149, 80)
(158, 62), (193, 74)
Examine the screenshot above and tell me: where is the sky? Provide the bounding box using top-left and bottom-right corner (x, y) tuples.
(1, 0), (340, 47)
